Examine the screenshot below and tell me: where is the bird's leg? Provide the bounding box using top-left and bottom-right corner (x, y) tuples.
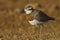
(38, 24), (43, 39)
(39, 24), (44, 29)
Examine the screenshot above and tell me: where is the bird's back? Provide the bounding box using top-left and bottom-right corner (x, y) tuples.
(33, 10), (55, 22)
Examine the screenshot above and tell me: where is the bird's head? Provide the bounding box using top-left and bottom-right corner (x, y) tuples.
(24, 6), (34, 14)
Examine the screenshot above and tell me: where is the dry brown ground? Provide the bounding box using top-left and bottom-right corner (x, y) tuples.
(0, 0), (60, 40)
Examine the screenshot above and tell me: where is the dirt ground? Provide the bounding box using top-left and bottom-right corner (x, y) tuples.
(0, 0), (60, 40)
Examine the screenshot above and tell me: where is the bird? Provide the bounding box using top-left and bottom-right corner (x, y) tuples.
(24, 6), (55, 27)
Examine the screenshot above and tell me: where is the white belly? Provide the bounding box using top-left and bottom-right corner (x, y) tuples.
(28, 19), (40, 25)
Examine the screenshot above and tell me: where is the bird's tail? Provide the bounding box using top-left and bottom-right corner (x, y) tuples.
(49, 17), (55, 20)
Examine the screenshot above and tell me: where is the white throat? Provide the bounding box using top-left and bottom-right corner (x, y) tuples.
(24, 9), (32, 14)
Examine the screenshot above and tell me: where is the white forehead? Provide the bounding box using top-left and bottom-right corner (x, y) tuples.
(24, 7), (32, 11)
(25, 6), (33, 10)
(26, 7), (32, 9)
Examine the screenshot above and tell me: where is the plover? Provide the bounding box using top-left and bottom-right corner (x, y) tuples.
(24, 6), (55, 27)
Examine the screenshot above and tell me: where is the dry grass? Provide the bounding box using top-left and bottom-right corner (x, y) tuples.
(0, 0), (60, 40)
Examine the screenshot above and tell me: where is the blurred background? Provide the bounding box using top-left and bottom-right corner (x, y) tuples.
(0, 0), (60, 40)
